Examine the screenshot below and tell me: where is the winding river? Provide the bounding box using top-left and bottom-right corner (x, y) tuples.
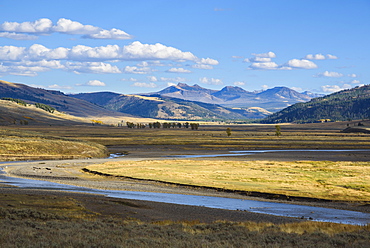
(1, 149), (370, 225)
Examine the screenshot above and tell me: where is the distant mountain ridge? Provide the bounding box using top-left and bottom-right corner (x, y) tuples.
(261, 85), (370, 123)
(71, 92), (272, 120)
(152, 83), (319, 111)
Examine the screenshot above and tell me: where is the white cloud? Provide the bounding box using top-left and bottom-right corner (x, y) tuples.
(120, 77), (138, 82)
(0, 18), (132, 40)
(0, 46), (26, 60)
(0, 32), (38, 40)
(249, 62), (279, 70)
(65, 62), (121, 74)
(192, 64), (213, 69)
(131, 82), (157, 88)
(0, 42), (207, 63)
(350, 79), (361, 84)
(52, 18), (100, 35)
(285, 59), (318, 69)
(197, 58), (219, 65)
(0, 42), (217, 76)
(166, 67), (191, 73)
(314, 71), (344, 78)
(160, 76), (187, 82)
(83, 28), (132, 40)
(147, 76), (158, 82)
(291, 87), (303, 92)
(123, 66), (153, 74)
(305, 53), (338, 60)
(84, 80), (106, 86)
(320, 85), (349, 93)
(47, 84), (73, 90)
(123, 41), (197, 61)
(0, 18), (53, 33)
(199, 77), (223, 85)
(348, 74), (357, 78)
(244, 57), (272, 63)
(252, 51), (276, 58)
(233, 81), (245, 86)
(326, 54), (338, 59)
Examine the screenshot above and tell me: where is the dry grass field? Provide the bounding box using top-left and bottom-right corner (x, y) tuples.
(1, 122), (370, 247)
(85, 160), (370, 202)
(0, 128), (108, 161)
(0, 191), (369, 247)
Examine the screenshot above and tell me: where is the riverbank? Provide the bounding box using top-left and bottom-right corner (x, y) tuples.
(2, 151), (369, 216)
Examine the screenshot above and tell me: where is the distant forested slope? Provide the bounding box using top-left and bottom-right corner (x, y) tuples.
(261, 85), (370, 123)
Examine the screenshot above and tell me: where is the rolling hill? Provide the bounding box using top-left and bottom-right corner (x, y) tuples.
(260, 84), (370, 123)
(0, 80), (156, 125)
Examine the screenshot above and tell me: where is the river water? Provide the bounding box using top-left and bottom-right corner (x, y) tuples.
(1, 150), (370, 225)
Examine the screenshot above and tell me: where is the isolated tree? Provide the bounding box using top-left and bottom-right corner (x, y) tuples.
(226, 128), (232, 137)
(275, 125), (281, 137)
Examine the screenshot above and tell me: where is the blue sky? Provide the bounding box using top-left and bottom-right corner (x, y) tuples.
(0, 0), (369, 95)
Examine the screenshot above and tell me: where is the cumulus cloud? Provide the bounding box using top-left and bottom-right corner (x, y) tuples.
(192, 64), (213, 69)
(0, 32), (38, 40)
(233, 81), (245, 86)
(252, 51), (276, 58)
(123, 66), (153, 74)
(314, 71), (344, 78)
(0, 42), (205, 62)
(82, 80), (106, 86)
(321, 84), (351, 93)
(326, 54), (338, 59)
(65, 62), (121, 74)
(199, 77), (223, 85)
(120, 77), (138, 82)
(348, 73), (357, 78)
(47, 84), (73, 90)
(197, 58), (219, 65)
(152, 77), (188, 82)
(0, 18), (133, 40)
(305, 53), (338, 60)
(0, 18), (53, 33)
(131, 82), (157, 88)
(249, 62), (279, 70)
(123, 41), (197, 61)
(0, 41), (217, 76)
(166, 67), (191, 73)
(285, 59), (318, 69)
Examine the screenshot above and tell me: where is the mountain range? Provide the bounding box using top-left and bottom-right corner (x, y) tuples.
(153, 83), (322, 111)
(0, 80), (325, 122)
(70, 83), (323, 120)
(1, 80), (369, 124)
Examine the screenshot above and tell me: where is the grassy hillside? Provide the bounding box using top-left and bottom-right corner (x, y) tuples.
(0, 99), (92, 126)
(0, 80), (127, 118)
(0, 128), (108, 161)
(261, 85), (370, 123)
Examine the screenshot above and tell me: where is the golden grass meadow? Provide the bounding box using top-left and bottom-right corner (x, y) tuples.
(86, 159), (370, 202)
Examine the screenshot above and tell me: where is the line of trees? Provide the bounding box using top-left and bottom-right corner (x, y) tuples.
(2, 97), (56, 113)
(125, 121), (200, 130)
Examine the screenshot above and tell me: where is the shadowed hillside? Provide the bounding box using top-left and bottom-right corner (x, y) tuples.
(261, 85), (370, 123)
